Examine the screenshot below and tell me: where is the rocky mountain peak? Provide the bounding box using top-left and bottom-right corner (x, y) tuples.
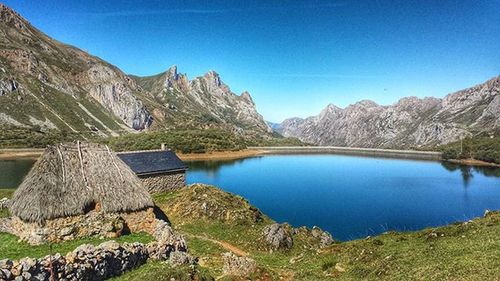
(204, 70), (222, 87)
(166, 65), (179, 79)
(352, 99), (379, 108)
(0, 4), (27, 29)
(240, 91), (254, 104)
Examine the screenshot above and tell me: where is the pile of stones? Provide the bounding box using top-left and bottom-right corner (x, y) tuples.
(0, 220), (193, 281)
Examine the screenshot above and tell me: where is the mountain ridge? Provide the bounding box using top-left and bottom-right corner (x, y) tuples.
(0, 3), (271, 139)
(278, 76), (499, 148)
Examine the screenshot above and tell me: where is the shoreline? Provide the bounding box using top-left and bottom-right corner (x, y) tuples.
(177, 149), (264, 161)
(1, 147), (499, 168)
(446, 158), (500, 168)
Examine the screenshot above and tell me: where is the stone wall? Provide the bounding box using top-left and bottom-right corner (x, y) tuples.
(140, 172), (186, 193)
(6, 208), (157, 245)
(0, 220), (192, 281)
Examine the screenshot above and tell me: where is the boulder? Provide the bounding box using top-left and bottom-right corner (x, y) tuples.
(310, 226), (335, 248)
(261, 223), (293, 251)
(222, 252), (257, 277)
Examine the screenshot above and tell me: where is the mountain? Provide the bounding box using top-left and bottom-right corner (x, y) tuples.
(0, 4), (270, 138)
(279, 77), (500, 148)
(0, 4), (151, 137)
(131, 66), (271, 134)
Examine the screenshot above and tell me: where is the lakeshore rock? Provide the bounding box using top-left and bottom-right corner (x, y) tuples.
(262, 223), (294, 251)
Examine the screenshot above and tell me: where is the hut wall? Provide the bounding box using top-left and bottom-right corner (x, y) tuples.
(140, 171), (186, 193)
(121, 208), (158, 234)
(8, 208), (156, 245)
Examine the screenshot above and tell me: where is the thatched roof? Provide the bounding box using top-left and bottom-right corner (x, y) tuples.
(10, 142), (154, 223)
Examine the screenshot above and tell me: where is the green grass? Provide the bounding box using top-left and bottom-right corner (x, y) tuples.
(152, 186), (500, 280)
(110, 262), (214, 281)
(1, 185), (498, 280)
(0, 189), (14, 218)
(0, 232), (153, 260)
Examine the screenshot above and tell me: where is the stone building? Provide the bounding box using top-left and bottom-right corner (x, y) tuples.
(7, 142), (156, 245)
(117, 149), (187, 193)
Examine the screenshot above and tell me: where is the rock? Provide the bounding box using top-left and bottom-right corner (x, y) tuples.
(334, 263), (346, 273)
(278, 77), (500, 147)
(222, 252), (257, 277)
(311, 226), (335, 248)
(0, 198), (9, 209)
(0, 259), (13, 270)
(168, 251), (194, 266)
(60, 226), (74, 236)
(262, 223), (294, 251)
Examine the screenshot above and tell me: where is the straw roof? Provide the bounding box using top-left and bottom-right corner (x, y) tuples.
(9, 142), (154, 223)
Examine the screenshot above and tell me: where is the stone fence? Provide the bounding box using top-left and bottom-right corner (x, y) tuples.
(0, 220), (193, 281)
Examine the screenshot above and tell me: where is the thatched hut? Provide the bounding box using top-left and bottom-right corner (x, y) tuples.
(8, 142), (157, 245)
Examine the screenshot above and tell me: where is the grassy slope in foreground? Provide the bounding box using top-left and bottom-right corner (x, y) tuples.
(121, 184), (500, 281)
(1, 186), (499, 280)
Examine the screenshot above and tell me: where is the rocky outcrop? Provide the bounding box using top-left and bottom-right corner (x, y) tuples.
(261, 223), (294, 251)
(133, 66), (271, 134)
(222, 252), (257, 277)
(279, 77), (500, 148)
(161, 184), (264, 224)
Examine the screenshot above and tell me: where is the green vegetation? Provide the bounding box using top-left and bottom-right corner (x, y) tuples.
(0, 189), (14, 218)
(108, 129), (304, 153)
(108, 129), (247, 153)
(111, 263), (214, 281)
(151, 185), (500, 280)
(0, 232), (153, 260)
(2, 185), (498, 280)
(0, 126), (84, 148)
(439, 136), (500, 164)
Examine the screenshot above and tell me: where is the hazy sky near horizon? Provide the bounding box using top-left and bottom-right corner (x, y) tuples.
(3, 0), (499, 122)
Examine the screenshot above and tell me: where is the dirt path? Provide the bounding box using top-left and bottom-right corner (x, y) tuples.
(187, 233), (248, 257)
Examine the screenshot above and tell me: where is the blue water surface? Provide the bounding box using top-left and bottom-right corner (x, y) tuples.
(186, 154), (500, 241)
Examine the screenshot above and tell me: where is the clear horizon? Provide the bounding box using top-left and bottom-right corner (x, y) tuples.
(3, 0), (499, 122)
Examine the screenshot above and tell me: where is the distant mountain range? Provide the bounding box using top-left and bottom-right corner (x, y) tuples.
(0, 4), (270, 138)
(277, 77), (499, 148)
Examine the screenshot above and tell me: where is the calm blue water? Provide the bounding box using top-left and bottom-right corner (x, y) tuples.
(186, 155), (500, 241)
(2, 155), (499, 241)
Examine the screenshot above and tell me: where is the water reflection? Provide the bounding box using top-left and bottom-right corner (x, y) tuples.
(440, 161), (500, 186)
(0, 159), (35, 188)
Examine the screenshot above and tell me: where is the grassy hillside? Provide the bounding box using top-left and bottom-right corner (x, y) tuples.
(439, 136), (500, 164)
(118, 185), (500, 281)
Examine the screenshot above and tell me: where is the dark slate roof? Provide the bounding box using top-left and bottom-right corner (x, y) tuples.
(117, 150), (187, 175)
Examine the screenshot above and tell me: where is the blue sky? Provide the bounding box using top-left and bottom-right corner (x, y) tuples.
(3, 0), (499, 122)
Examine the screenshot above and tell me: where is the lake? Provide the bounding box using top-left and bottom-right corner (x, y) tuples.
(2, 154), (500, 241)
